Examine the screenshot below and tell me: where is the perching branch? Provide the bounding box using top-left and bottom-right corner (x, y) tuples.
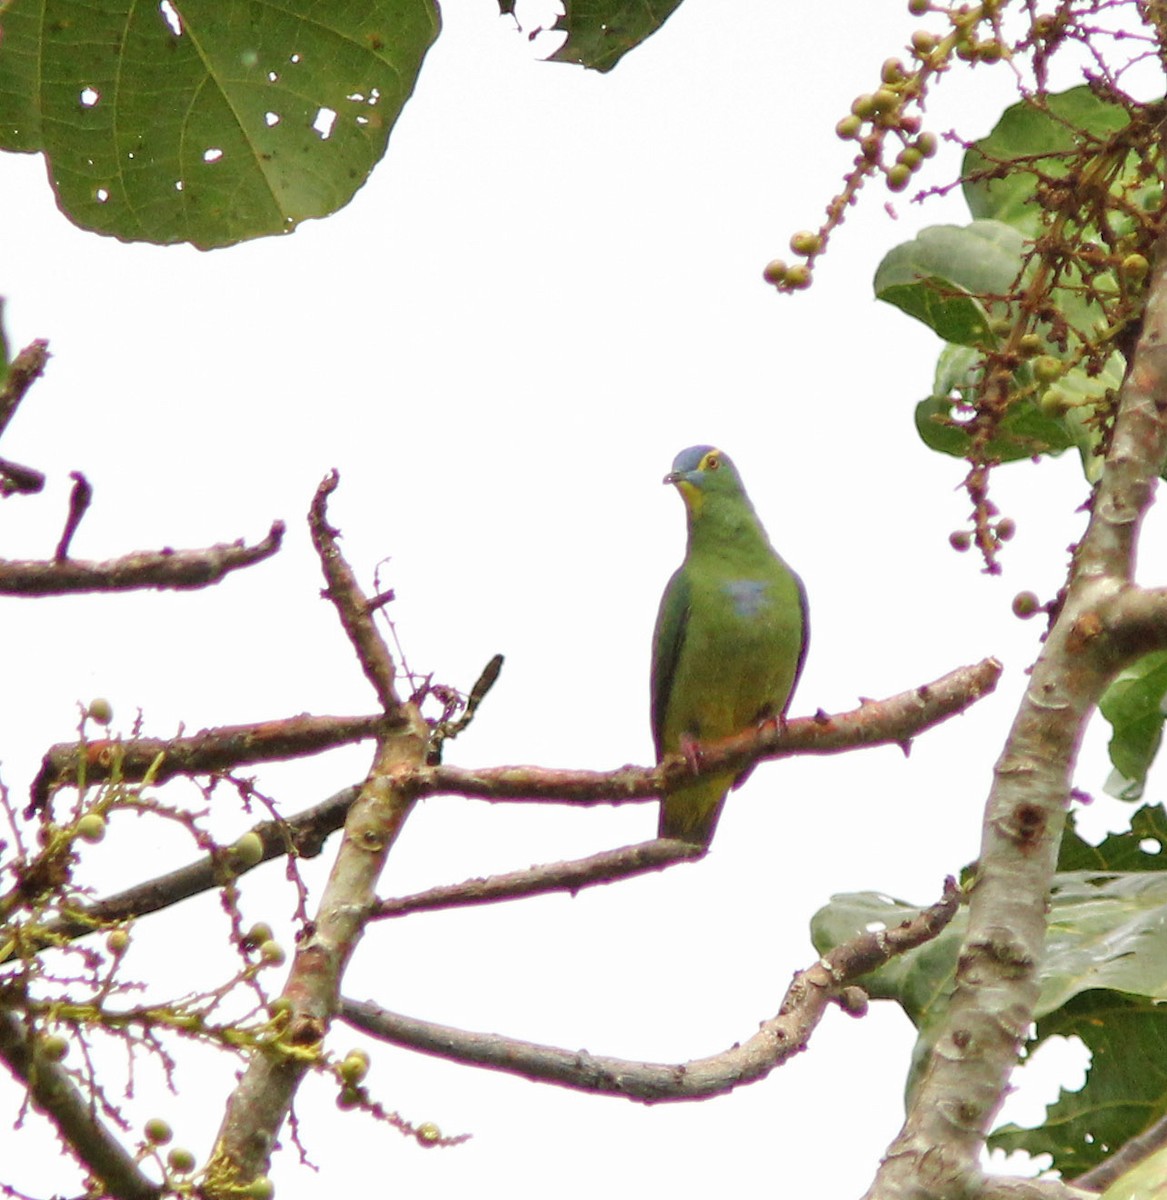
(0, 521), (285, 596)
(342, 879), (960, 1100)
(371, 838), (703, 920)
(862, 229), (1167, 1200)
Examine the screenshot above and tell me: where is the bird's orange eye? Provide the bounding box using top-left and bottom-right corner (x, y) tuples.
(705, 454), (720, 470)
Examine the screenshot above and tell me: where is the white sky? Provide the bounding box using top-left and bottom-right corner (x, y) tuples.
(1, 0), (1158, 1195)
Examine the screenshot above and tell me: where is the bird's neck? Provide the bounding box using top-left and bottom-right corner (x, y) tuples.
(686, 501), (773, 563)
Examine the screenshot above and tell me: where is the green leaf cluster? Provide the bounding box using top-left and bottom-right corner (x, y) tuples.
(875, 86), (1158, 479)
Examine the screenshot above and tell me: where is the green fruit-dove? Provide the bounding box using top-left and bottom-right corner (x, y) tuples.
(651, 446), (808, 846)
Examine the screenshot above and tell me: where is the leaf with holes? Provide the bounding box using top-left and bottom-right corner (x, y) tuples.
(0, 0), (440, 248)
(1060, 806), (1167, 873)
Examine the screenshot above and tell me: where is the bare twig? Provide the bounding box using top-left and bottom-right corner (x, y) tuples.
(0, 454), (45, 496)
(0, 1009), (160, 1200)
(309, 471), (399, 711)
(371, 838), (702, 920)
(0, 336), (49, 437)
(0, 521), (285, 596)
(342, 880), (961, 1100)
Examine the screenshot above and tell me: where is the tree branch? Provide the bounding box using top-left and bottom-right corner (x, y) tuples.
(0, 521), (285, 596)
(30, 714), (389, 814)
(342, 879), (960, 1100)
(1070, 1109), (1167, 1192)
(862, 230), (1167, 1200)
(0, 1008), (160, 1200)
(371, 838), (702, 920)
(0, 335), (49, 438)
(207, 478), (421, 1196)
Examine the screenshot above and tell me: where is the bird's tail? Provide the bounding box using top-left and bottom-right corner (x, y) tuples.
(657, 774), (734, 847)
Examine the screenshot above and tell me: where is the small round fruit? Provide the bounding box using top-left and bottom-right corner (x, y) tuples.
(144, 1118), (173, 1146)
(336, 1087), (361, 1111)
(87, 698), (113, 726)
(339, 1050), (370, 1086)
(881, 58), (906, 83)
(41, 1034), (69, 1062)
(1018, 333), (1042, 356)
(259, 940), (286, 967)
(835, 114), (863, 140)
(1012, 591), (1040, 619)
(242, 922), (274, 950)
(244, 1177), (275, 1200)
(996, 517), (1016, 542)
(908, 0), (929, 13)
(762, 259), (787, 286)
(1040, 386), (1073, 416)
(784, 264), (812, 289)
(1122, 253), (1150, 280)
(76, 814), (106, 844)
(949, 531), (972, 553)
(896, 147), (923, 171)
(229, 832), (264, 870)
(910, 29), (937, 54)
(1032, 355), (1062, 383)
(915, 131), (938, 158)
(870, 88), (899, 114)
(887, 164), (912, 192)
(167, 1148), (196, 1175)
(106, 929), (130, 956)
(416, 1122), (441, 1147)
(789, 230), (821, 256)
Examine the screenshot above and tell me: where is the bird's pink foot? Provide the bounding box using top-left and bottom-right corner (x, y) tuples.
(679, 733), (704, 775)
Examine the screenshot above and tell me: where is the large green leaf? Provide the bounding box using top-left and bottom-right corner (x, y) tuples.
(549, 0), (686, 72)
(813, 872), (1167, 1172)
(0, 0), (440, 248)
(963, 86), (1134, 234)
(874, 220), (1025, 346)
(1098, 653), (1167, 801)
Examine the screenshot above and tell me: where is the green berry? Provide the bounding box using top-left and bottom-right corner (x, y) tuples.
(87, 698), (113, 726)
(908, 0), (929, 13)
(1040, 385), (1073, 416)
(789, 230), (821, 256)
(896, 147), (923, 170)
(339, 1049), (370, 1085)
(881, 58), (906, 83)
(259, 940), (286, 966)
(144, 1118), (173, 1145)
(41, 1034), (69, 1062)
(167, 1148), (196, 1175)
(1012, 591), (1040, 618)
(1032, 355), (1062, 383)
(229, 831), (264, 870)
(762, 259), (787, 286)
(851, 94), (878, 119)
(106, 929), (130, 956)
(336, 1086), (361, 1111)
(416, 1121), (441, 1147)
(915, 131), (938, 158)
(949, 531), (972, 552)
(76, 814), (106, 844)
(887, 164), (912, 192)
(910, 29), (937, 54)
(1018, 333), (1042, 356)
(835, 114), (863, 140)
(784, 264), (812, 289)
(870, 89), (899, 114)
(242, 922), (274, 950)
(1122, 252), (1150, 280)
(244, 1177), (275, 1200)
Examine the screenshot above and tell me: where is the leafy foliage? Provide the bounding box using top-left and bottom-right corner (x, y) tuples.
(1098, 654), (1167, 801)
(1059, 806), (1167, 873)
(548, 0), (686, 72)
(0, 0), (441, 249)
(813, 872), (1167, 1174)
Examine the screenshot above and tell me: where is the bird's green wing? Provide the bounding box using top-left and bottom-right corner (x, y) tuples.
(650, 565), (690, 760)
